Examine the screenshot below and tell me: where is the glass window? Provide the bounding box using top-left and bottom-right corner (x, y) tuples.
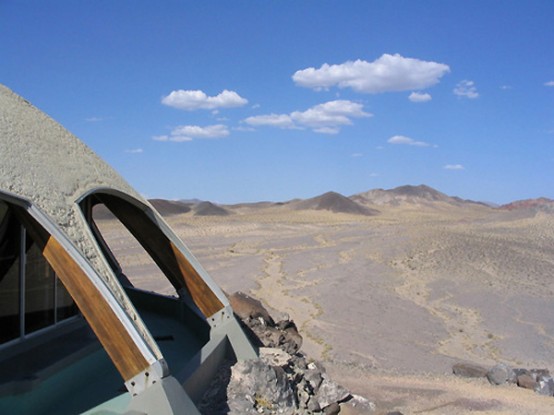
(56, 277), (78, 322)
(24, 242), (56, 334)
(0, 204), (20, 344)
(0, 202), (79, 345)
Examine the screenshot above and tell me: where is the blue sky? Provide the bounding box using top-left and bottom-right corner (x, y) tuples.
(2, 1), (553, 204)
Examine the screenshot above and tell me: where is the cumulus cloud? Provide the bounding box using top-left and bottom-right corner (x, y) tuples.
(244, 100), (371, 134)
(244, 113), (296, 129)
(453, 80), (479, 99)
(409, 92), (432, 103)
(387, 135), (431, 147)
(153, 124), (229, 142)
(545, 81), (554, 87)
(444, 164), (464, 170)
(161, 89), (248, 110)
(292, 53), (450, 94)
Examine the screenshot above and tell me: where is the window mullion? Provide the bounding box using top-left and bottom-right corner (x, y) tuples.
(19, 225), (25, 339)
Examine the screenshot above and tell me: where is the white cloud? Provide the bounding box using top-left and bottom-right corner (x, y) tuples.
(409, 91), (432, 103)
(244, 113), (296, 129)
(444, 164), (464, 170)
(244, 100), (371, 134)
(125, 148), (144, 154)
(351, 153), (363, 158)
(153, 124), (229, 142)
(161, 89), (248, 110)
(453, 80), (479, 99)
(233, 126), (256, 132)
(292, 53), (450, 94)
(387, 135), (431, 147)
(545, 81), (554, 87)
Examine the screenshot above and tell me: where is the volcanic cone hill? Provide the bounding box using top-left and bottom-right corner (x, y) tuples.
(291, 191), (380, 216)
(194, 201), (231, 216)
(149, 199), (192, 216)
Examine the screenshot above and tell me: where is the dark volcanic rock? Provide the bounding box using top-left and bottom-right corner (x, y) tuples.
(199, 292), (372, 414)
(535, 375), (554, 396)
(229, 291), (275, 325)
(323, 402), (341, 414)
(517, 374), (537, 390)
(230, 292), (302, 354)
(453, 362), (488, 378)
(227, 358), (295, 414)
(487, 363), (516, 385)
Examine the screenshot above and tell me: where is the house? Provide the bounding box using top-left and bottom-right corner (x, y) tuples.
(0, 84), (257, 414)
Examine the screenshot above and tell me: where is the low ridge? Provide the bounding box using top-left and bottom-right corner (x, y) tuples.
(500, 197), (554, 213)
(353, 184), (474, 207)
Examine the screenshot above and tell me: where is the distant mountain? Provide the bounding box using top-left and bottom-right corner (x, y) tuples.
(194, 201), (231, 216)
(292, 191), (380, 216)
(149, 199), (192, 216)
(352, 184), (481, 207)
(499, 197), (554, 213)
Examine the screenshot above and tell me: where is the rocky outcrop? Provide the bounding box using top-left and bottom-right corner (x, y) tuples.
(229, 291), (303, 354)
(225, 348), (353, 414)
(453, 361), (554, 397)
(199, 292), (375, 414)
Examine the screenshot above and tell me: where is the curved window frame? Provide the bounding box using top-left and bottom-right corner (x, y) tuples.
(79, 190), (225, 319)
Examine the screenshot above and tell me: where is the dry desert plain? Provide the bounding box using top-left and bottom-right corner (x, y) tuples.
(95, 187), (554, 414)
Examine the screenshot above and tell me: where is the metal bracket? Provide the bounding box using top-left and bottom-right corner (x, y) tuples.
(125, 359), (168, 396)
(207, 306), (233, 329)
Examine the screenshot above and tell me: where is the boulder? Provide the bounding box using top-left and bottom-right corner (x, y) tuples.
(530, 369), (550, 382)
(227, 358), (295, 414)
(229, 291), (275, 325)
(229, 291), (303, 354)
(535, 375), (554, 396)
(452, 362), (488, 378)
(323, 402), (341, 414)
(487, 363), (516, 385)
(517, 374), (537, 390)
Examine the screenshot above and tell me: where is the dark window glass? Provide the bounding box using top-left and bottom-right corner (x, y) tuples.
(24, 242), (56, 334)
(56, 277), (78, 322)
(0, 204), (20, 344)
(0, 201), (79, 344)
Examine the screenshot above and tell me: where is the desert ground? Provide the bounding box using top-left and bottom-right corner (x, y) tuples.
(95, 192), (554, 414)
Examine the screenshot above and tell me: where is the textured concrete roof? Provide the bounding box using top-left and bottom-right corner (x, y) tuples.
(0, 84), (140, 220)
(0, 84), (160, 358)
